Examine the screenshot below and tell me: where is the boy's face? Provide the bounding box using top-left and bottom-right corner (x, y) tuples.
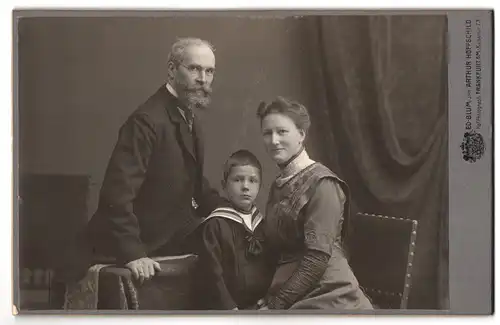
(223, 165), (261, 212)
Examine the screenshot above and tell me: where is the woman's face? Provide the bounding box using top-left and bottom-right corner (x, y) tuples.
(261, 113), (305, 165)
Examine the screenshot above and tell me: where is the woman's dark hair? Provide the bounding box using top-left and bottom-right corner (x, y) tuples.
(256, 96), (311, 134)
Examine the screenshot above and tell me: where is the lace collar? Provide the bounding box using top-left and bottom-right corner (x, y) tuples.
(275, 149), (315, 187)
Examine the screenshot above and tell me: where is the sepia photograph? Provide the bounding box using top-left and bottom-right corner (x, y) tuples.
(12, 10), (482, 314)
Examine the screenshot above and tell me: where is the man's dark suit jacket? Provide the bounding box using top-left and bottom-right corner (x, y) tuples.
(86, 84), (222, 265)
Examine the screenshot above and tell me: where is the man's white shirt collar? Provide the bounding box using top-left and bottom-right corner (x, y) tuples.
(166, 83), (188, 122)
(166, 83), (179, 98)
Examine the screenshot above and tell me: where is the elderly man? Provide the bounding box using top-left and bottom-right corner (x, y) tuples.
(81, 37), (223, 284)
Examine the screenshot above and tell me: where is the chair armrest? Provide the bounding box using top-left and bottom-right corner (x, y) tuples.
(99, 254), (199, 280)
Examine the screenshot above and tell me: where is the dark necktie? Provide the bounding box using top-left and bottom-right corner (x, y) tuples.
(180, 107), (194, 132)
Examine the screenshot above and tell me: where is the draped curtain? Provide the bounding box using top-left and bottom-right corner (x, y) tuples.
(300, 15), (449, 309)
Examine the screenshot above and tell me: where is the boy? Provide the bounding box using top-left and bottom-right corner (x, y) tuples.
(197, 150), (274, 310)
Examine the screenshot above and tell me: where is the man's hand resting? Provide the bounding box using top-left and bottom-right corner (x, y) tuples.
(125, 257), (161, 283)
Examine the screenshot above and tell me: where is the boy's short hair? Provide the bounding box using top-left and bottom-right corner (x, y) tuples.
(223, 150), (262, 184)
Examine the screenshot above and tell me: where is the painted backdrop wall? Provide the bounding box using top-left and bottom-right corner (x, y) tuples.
(18, 16), (315, 214)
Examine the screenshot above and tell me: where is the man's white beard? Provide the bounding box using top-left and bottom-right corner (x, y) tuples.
(182, 90), (211, 110)
(174, 82), (212, 110)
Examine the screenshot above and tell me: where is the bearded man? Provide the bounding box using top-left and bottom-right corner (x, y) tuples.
(79, 38), (223, 283)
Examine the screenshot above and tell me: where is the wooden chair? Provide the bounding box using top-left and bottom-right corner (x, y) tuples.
(347, 212), (418, 309)
(19, 267), (55, 310)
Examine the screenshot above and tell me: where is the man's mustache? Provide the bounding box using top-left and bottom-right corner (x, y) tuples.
(185, 85), (212, 95)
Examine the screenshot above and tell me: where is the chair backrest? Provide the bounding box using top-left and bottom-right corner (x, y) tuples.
(347, 212), (418, 309)
(19, 268), (55, 310)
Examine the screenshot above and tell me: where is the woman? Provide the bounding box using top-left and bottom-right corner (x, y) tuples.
(256, 96), (373, 310)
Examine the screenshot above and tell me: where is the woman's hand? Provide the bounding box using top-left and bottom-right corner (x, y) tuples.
(255, 298), (269, 310)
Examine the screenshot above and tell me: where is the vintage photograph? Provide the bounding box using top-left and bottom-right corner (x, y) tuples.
(14, 12), (450, 312)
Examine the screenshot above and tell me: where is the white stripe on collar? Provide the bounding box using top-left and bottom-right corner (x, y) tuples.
(203, 206), (263, 232)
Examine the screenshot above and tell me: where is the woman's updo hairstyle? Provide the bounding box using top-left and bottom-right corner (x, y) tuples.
(256, 96), (311, 135)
